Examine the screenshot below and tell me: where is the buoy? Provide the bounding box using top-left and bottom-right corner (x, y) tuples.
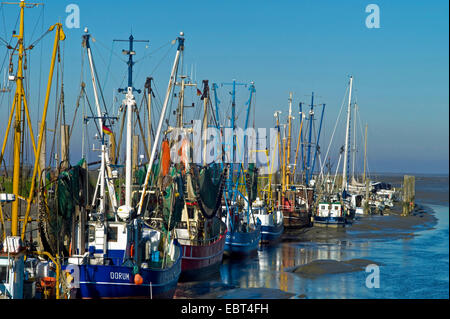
(134, 273), (143, 285)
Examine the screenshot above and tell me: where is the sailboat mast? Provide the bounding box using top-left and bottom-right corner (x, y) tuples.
(363, 123), (368, 183)
(342, 76), (353, 191)
(352, 102), (358, 182)
(286, 92), (293, 187)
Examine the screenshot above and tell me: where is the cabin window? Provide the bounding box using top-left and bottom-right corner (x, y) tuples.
(334, 206), (339, 210)
(88, 225), (95, 243)
(320, 205), (326, 210)
(107, 226), (118, 242)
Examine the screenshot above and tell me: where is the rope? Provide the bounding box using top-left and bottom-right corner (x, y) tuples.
(319, 85), (349, 178)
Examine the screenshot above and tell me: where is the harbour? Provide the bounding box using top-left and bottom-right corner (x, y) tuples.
(0, 0), (448, 303)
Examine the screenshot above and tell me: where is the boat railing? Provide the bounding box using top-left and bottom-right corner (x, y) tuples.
(176, 223), (227, 247)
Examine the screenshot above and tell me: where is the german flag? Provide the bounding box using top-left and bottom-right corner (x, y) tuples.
(102, 125), (113, 136)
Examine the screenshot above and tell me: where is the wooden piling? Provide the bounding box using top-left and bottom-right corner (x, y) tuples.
(402, 175), (415, 216)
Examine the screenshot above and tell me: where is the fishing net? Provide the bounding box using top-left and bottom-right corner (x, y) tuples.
(191, 163), (225, 219)
(160, 166), (184, 232)
(38, 159), (87, 257)
(246, 163), (259, 204)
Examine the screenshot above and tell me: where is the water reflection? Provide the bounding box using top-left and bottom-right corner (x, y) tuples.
(217, 205), (448, 298)
(219, 237), (376, 298)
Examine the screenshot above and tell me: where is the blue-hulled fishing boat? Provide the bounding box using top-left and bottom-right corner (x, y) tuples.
(62, 31), (186, 298)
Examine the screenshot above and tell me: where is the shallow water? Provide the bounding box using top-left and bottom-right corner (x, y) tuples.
(175, 176), (449, 299)
(216, 204), (448, 299)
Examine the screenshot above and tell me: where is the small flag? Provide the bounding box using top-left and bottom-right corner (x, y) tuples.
(102, 125), (113, 136)
(196, 88), (202, 96)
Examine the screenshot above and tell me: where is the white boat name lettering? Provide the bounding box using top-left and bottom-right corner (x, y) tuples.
(110, 272), (130, 280)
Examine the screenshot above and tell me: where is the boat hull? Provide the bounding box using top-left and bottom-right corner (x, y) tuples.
(179, 230), (226, 282)
(65, 244), (182, 299)
(260, 223), (284, 243)
(313, 216), (346, 228)
(283, 209), (311, 228)
(224, 224), (261, 256)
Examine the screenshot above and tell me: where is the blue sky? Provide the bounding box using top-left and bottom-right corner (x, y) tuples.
(0, 0), (448, 174)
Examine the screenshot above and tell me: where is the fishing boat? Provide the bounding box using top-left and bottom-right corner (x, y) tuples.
(214, 80), (262, 256)
(274, 93), (320, 229)
(223, 203), (261, 256)
(61, 30), (185, 299)
(313, 76), (356, 227)
(250, 148), (284, 243)
(313, 201), (346, 227)
(252, 198), (283, 243)
(0, 1), (67, 299)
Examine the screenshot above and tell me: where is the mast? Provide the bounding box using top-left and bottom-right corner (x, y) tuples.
(352, 102), (358, 183)
(222, 80), (246, 198)
(202, 80), (209, 166)
(292, 108), (305, 182)
(342, 76), (353, 192)
(124, 87), (135, 207)
(4, 1), (44, 236)
(114, 34), (148, 207)
(243, 82), (255, 167)
(212, 83), (220, 129)
(286, 92), (293, 188)
(83, 30), (119, 234)
(10, 1), (26, 236)
(363, 123), (368, 183)
(305, 92), (314, 185)
(137, 32), (184, 216)
(145, 77), (153, 159)
(274, 111), (282, 208)
(310, 103), (325, 183)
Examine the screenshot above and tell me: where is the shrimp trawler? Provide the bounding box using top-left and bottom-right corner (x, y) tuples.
(138, 44), (227, 281)
(313, 200), (347, 228)
(0, 1), (66, 299)
(214, 80), (261, 256)
(60, 30), (185, 299)
(250, 148), (283, 243)
(273, 93), (321, 229)
(312, 77), (356, 228)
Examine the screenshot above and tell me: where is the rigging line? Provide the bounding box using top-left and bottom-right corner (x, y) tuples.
(90, 48), (112, 126)
(28, 4), (44, 45)
(82, 86), (101, 137)
(49, 51), (61, 168)
(92, 36), (127, 63)
(0, 36), (8, 46)
(319, 85), (349, 177)
(134, 40), (171, 64)
(102, 40), (114, 90)
(0, 4), (7, 40)
(149, 43), (175, 77)
(91, 40), (121, 87)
